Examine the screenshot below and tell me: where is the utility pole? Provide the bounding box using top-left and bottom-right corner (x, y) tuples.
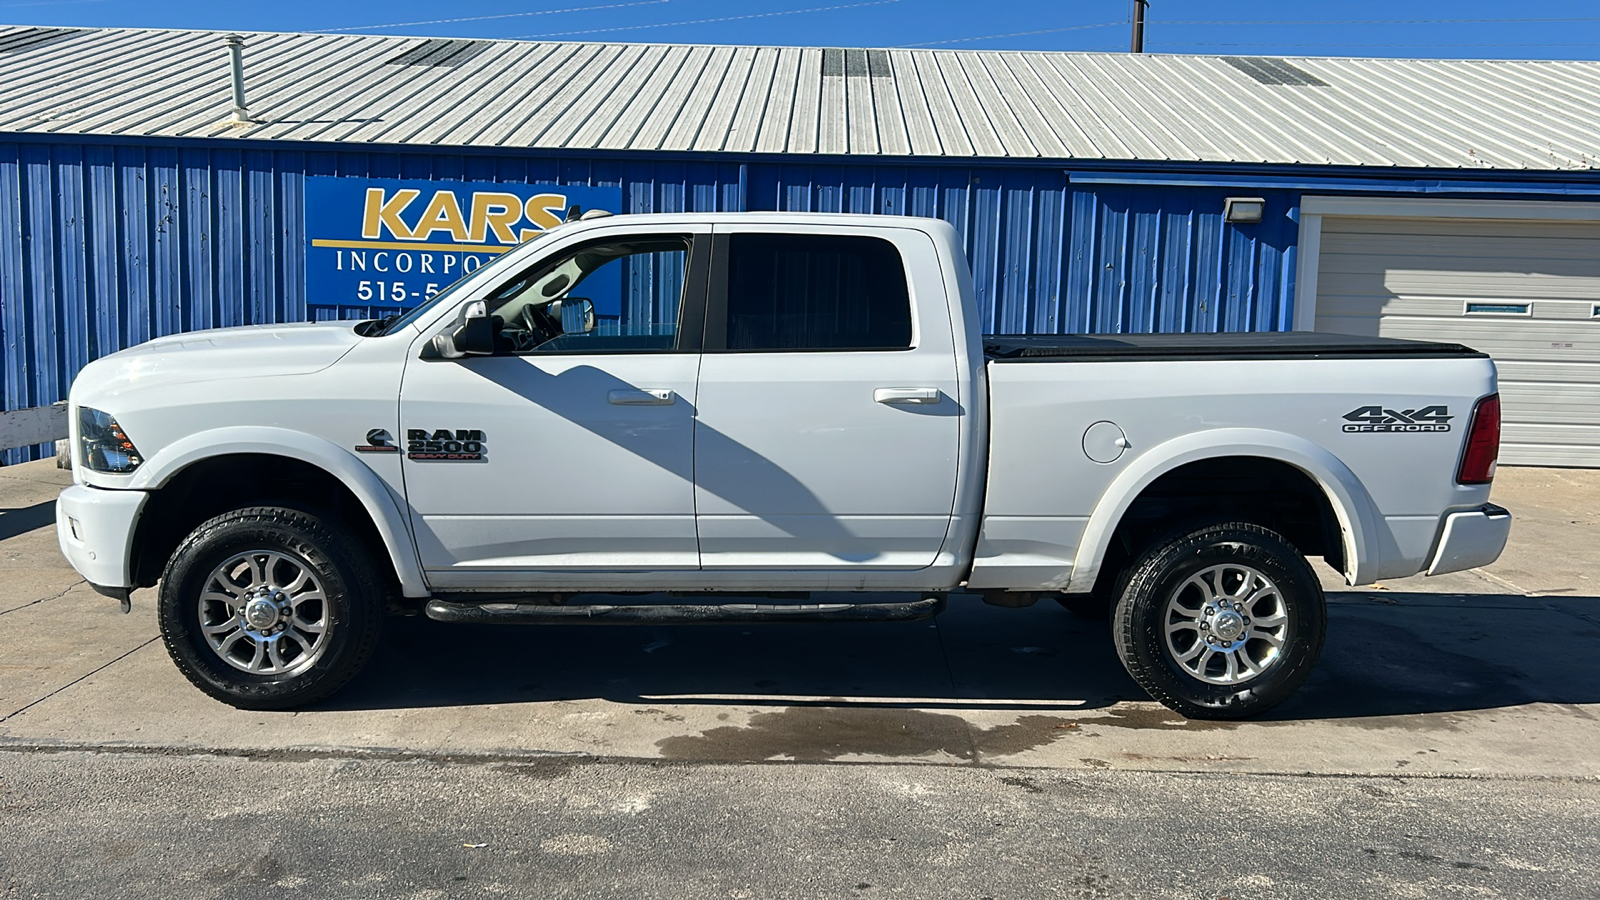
(1131, 0), (1148, 53)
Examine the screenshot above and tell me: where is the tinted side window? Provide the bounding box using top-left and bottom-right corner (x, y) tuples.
(724, 234), (912, 351)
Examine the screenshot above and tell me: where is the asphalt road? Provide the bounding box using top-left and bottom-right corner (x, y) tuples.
(2, 459), (1598, 898)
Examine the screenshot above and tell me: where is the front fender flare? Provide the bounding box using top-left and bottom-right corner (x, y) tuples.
(128, 427), (428, 598)
(1066, 428), (1381, 592)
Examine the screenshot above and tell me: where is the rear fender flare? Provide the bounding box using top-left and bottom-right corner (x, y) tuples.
(1067, 428), (1380, 592)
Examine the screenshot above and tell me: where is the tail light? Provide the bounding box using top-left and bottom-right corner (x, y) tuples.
(1456, 394), (1500, 485)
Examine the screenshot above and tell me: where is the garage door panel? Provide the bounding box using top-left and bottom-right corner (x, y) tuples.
(1385, 273), (1600, 299)
(1314, 213), (1600, 468)
(1311, 313), (1382, 337)
(1370, 320), (1600, 362)
(1498, 383), (1600, 424)
(1320, 235), (1600, 269)
(1503, 424), (1600, 447)
(1322, 216), (1600, 241)
(1495, 360), (1600, 385)
(1313, 294), (1599, 320)
(1500, 444), (1600, 467)
(1317, 269), (1600, 300)
(1311, 290), (1401, 321)
(1380, 273), (1600, 299)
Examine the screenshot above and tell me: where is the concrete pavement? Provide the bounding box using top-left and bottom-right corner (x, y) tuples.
(3, 750), (1595, 899)
(3, 460), (1598, 776)
(2, 459), (1598, 898)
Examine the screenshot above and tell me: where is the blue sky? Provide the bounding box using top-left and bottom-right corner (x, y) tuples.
(3, 0), (1598, 59)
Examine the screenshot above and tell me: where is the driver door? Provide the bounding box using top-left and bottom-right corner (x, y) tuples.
(400, 225), (709, 590)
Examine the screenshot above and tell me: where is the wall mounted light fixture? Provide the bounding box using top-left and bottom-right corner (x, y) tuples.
(1224, 197), (1265, 224)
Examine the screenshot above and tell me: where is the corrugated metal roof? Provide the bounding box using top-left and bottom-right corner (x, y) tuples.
(1, 24), (1597, 170)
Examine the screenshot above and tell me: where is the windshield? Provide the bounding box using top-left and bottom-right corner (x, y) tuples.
(367, 232), (553, 336)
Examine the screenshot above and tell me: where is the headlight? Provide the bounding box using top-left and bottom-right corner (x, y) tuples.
(78, 407), (143, 473)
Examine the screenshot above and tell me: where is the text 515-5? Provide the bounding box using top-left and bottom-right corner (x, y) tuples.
(357, 281), (441, 304)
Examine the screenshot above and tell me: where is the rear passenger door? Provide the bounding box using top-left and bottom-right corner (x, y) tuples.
(692, 225), (962, 571)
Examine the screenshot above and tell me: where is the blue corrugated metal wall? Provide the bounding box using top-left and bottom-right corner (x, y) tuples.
(1, 139), (1299, 462)
(751, 167), (1297, 335)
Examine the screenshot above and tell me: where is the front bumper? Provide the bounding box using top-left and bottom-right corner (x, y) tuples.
(1426, 503), (1512, 576)
(55, 483), (148, 592)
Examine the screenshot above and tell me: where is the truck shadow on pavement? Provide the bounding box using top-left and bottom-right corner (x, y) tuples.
(1269, 593), (1600, 722)
(330, 599), (1138, 714)
(318, 591), (1600, 723)
(0, 501), (56, 542)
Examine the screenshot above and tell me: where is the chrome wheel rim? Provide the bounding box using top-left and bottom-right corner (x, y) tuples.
(1163, 563), (1289, 686)
(198, 550), (331, 675)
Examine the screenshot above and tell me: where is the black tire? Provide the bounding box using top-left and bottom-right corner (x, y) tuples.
(158, 506), (384, 710)
(1111, 521), (1324, 720)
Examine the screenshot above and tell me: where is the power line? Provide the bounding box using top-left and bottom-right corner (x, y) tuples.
(1161, 42), (1600, 49)
(510, 0), (901, 40)
(901, 22), (1123, 48)
(314, 0), (669, 34)
(893, 15), (1600, 53)
(1155, 17), (1600, 26)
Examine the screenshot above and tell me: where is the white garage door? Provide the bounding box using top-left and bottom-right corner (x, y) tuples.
(1314, 215), (1600, 468)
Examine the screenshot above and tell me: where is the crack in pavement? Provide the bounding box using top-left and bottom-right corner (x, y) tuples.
(1462, 569), (1600, 628)
(1547, 602), (1600, 629)
(0, 635), (158, 723)
(0, 740), (1596, 784)
(0, 579), (86, 617)
(0, 472), (71, 487)
(1470, 568), (1531, 595)
(929, 615), (980, 764)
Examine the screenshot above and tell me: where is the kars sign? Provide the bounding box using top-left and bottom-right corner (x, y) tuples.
(305, 177), (621, 308)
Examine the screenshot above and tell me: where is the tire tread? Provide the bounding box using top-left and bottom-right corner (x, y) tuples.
(1111, 520), (1325, 720)
(158, 506), (384, 710)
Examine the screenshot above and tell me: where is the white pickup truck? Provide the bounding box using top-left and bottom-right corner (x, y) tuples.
(56, 212), (1511, 719)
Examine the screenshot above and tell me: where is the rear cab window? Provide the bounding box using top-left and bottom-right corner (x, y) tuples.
(715, 233), (913, 351)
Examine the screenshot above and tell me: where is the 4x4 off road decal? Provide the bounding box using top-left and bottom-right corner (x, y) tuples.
(1342, 405), (1452, 433)
(407, 429), (487, 461)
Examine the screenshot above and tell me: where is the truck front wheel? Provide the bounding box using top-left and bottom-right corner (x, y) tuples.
(157, 507), (384, 710)
(1112, 521), (1325, 720)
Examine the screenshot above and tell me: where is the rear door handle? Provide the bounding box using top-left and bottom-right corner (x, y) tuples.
(608, 389), (676, 406)
(874, 387), (941, 405)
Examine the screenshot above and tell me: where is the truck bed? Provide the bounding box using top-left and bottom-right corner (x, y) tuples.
(984, 332), (1486, 362)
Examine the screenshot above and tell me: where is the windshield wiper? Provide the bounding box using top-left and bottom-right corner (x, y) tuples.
(357, 313), (402, 337)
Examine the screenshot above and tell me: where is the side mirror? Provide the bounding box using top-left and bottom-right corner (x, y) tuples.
(551, 298), (596, 334)
(431, 300), (496, 358)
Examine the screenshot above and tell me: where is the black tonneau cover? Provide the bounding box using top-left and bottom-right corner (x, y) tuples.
(984, 332), (1485, 362)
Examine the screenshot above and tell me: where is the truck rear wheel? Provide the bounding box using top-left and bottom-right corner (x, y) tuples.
(1112, 521), (1325, 720)
(157, 507), (384, 710)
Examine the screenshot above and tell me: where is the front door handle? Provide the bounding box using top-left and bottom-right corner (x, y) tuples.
(874, 387), (941, 405)
(608, 389), (676, 406)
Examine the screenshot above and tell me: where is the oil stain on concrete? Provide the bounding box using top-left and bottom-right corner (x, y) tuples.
(656, 707), (982, 762)
(655, 706), (1232, 763)
(1070, 707), (1233, 731)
